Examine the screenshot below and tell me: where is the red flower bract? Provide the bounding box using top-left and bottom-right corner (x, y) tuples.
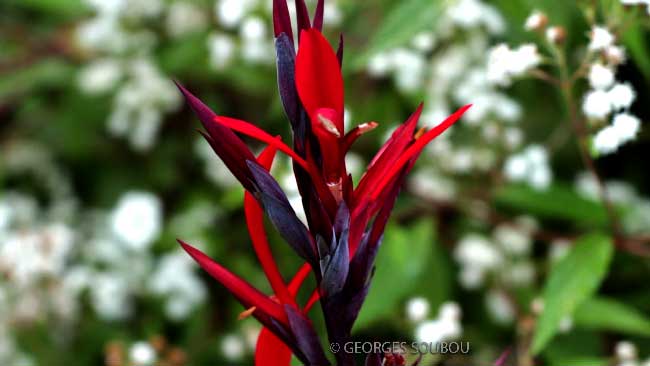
(174, 1), (470, 365)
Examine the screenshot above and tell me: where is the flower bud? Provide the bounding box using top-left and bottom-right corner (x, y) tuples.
(546, 26), (566, 44)
(524, 10), (548, 31)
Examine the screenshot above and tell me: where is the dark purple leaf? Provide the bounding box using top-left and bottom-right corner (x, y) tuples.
(247, 161), (317, 265)
(313, 0), (324, 30)
(321, 226), (349, 297)
(365, 353), (382, 366)
(275, 33), (300, 129)
(295, 0), (311, 38)
(284, 305), (330, 365)
(175, 83), (257, 192)
(272, 0), (293, 42)
(336, 34), (344, 66)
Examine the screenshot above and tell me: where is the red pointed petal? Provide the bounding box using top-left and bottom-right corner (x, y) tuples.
(245, 147), (295, 306)
(369, 104), (471, 200)
(214, 116), (310, 170)
(296, 29), (344, 133)
(255, 327), (292, 366)
(179, 240), (289, 325)
(342, 122), (378, 152)
(353, 104), (422, 206)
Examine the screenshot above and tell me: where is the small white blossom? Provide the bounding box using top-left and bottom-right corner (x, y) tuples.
(589, 26), (615, 51)
(415, 302), (462, 343)
(524, 10), (547, 31)
(504, 145), (552, 190)
(110, 191), (162, 251)
(608, 83), (636, 110)
(406, 297), (431, 322)
(221, 334), (245, 361)
(583, 90), (612, 119)
(166, 2), (208, 38)
(612, 113), (641, 143)
(129, 342), (156, 366)
(616, 341), (637, 361)
(78, 59), (122, 94)
(485, 290), (515, 324)
(487, 44), (541, 85)
(588, 63), (615, 90)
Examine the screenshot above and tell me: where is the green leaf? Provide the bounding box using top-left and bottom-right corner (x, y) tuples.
(494, 184), (610, 228)
(353, 220), (433, 330)
(531, 233), (614, 355)
(352, 0), (446, 69)
(621, 24), (650, 81)
(0, 59), (74, 99)
(6, 0), (86, 17)
(574, 296), (650, 336)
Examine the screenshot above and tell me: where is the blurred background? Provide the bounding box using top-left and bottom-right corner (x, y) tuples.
(1, 0), (650, 365)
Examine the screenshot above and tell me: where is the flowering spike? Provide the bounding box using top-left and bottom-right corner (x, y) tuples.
(178, 240), (289, 325)
(272, 0), (294, 42)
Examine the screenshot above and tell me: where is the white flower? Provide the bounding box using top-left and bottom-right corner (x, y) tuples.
(612, 113), (641, 143)
(524, 10), (547, 31)
(588, 63), (615, 90)
(415, 302), (462, 343)
(558, 316), (573, 333)
(110, 191), (162, 250)
(594, 113), (641, 154)
(240, 16), (266, 41)
(207, 33), (235, 71)
(593, 126), (622, 154)
(545, 26), (565, 44)
(454, 234), (502, 269)
(487, 44), (540, 85)
(78, 59), (122, 94)
(485, 290), (515, 324)
(583, 90), (612, 119)
(221, 334), (245, 361)
(392, 48), (426, 92)
(616, 341), (638, 361)
(215, 0), (254, 28)
(91, 273), (131, 320)
(494, 224), (531, 256)
(129, 341), (156, 366)
(504, 145), (552, 190)
(608, 83), (636, 110)
(589, 26), (615, 51)
(166, 2), (208, 38)
(367, 52), (393, 77)
(412, 32), (436, 52)
(604, 45), (626, 64)
(406, 297), (430, 322)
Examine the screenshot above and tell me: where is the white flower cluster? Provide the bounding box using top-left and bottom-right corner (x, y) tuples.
(76, 0), (188, 151)
(614, 341), (650, 366)
(486, 43), (542, 86)
(412, 301), (463, 344)
(579, 26), (641, 155)
(575, 172), (650, 235)
(504, 144), (553, 190)
(454, 218), (536, 290)
(369, 0), (504, 93)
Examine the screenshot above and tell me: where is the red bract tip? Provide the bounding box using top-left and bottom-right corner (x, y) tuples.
(296, 29), (344, 134)
(178, 240), (289, 325)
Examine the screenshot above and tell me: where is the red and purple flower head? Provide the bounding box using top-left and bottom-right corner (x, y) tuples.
(175, 1), (470, 365)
